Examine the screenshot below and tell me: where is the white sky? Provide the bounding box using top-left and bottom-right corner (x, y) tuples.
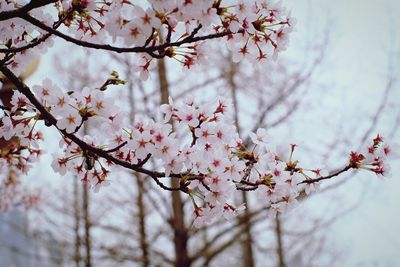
(285, 0), (400, 266)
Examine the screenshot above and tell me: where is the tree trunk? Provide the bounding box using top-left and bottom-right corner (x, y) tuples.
(241, 192), (255, 267)
(136, 174), (150, 267)
(157, 58), (191, 267)
(82, 184), (92, 267)
(275, 214), (286, 267)
(73, 176), (81, 267)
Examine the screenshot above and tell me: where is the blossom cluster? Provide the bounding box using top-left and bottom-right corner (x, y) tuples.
(353, 135), (397, 177)
(1, 0), (293, 77)
(252, 135), (397, 218)
(0, 79), (396, 226)
(0, 0), (54, 75)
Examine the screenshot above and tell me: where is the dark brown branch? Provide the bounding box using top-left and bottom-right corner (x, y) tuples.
(165, 24), (173, 44)
(152, 177), (181, 191)
(236, 186), (258, 191)
(0, 104), (11, 111)
(0, 64), (176, 179)
(137, 154), (152, 167)
(233, 164), (354, 189)
(190, 126), (198, 147)
(143, 28), (156, 47)
(19, 14), (227, 56)
(0, 0), (57, 21)
(0, 33), (51, 53)
(300, 165), (353, 184)
(0, 10), (72, 54)
(103, 141), (127, 153)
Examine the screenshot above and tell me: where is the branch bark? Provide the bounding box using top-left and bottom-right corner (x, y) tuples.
(0, 0), (57, 21)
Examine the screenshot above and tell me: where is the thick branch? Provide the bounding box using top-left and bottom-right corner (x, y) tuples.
(0, 0), (57, 21)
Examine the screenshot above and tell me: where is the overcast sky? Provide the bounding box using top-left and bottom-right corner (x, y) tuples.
(285, 0), (400, 266)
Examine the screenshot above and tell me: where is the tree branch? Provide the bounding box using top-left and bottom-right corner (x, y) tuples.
(0, 10), (69, 54)
(19, 14), (228, 56)
(0, 64), (178, 180)
(300, 165), (352, 184)
(0, 0), (57, 21)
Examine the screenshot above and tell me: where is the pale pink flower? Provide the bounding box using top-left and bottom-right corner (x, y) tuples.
(56, 109), (82, 134)
(250, 128), (269, 146)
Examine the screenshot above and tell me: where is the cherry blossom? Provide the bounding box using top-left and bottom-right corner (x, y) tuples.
(249, 127), (269, 146)
(56, 108), (82, 134)
(160, 96), (176, 122)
